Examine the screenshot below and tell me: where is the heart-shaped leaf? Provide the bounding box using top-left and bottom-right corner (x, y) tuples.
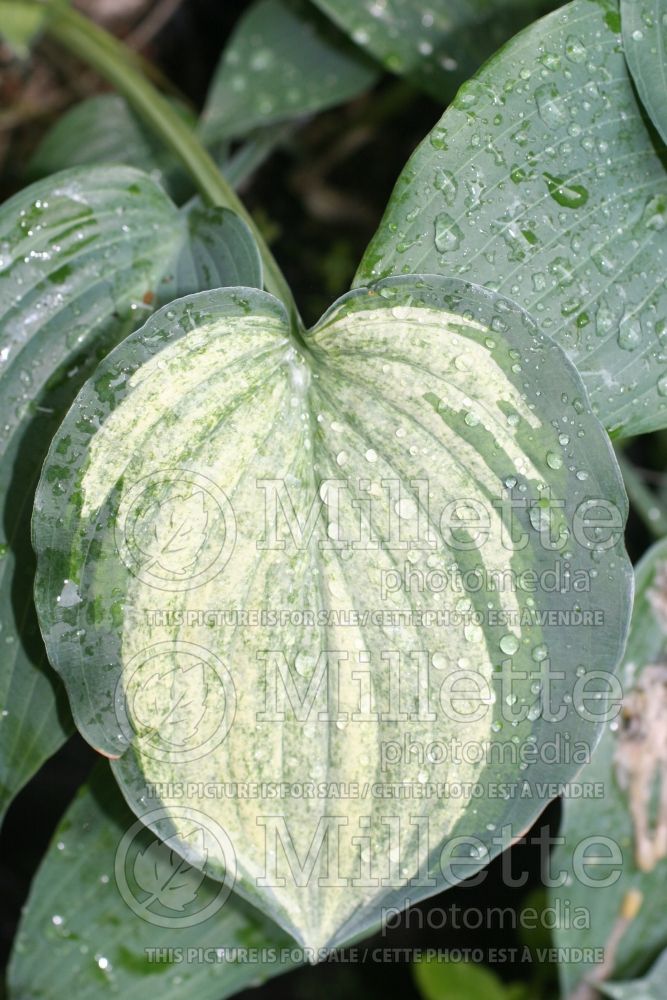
(355, 0), (667, 439)
(622, 0), (667, 145)
(33, 276), (632, 950)
(551, 537), (667, 995)
(0, 165), (262, 821)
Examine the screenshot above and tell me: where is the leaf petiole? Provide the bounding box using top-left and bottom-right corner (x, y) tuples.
(33, 1), (299, 321)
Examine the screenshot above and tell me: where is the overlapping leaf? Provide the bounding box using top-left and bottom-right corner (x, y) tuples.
(33, 275), (632, 951)
(310, 0), (557, 98)
(28, 95), (193, 201)
(0, 165), (261, 821)
(551, 538), (667, 995)
(622, 0), (667, 145)
(166, 204), (262, 302)
(355, 0), (667, 438)
(199, 0), (378, 144)
(0, 167), (179, 818)
(601, 950), (667, 998)
(27, 95), (288, 204)
(8, 763), (294, 1000)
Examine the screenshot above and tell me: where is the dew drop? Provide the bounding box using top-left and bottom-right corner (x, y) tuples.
(527, 701), (542, 722)
(434, 212), (463, 253)
(534, 82), (568, 128)
(395, 497), (418, 520)
(57, 579), (81, 608)
(564, 35), (587, 62)
(499, 633), (519, 655)
(618, 318), (642, 351)
(434, 169), (458, 205)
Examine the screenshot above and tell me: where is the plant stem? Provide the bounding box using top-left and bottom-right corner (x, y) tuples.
(37, 1), (297, 318)
(616, 450), (667, 539)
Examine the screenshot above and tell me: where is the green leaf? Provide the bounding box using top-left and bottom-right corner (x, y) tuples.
(132, 833), (207, 910)
(413, 957), (511, 1000)
(310, 0), (556, 99)
(0, 166), (182, 820)
(622, 0), (667, 145)
(33, 274), (632, 950)
(0, 0), (47, 57)
(7, 763), (294, 1000)
(551, 537), (667, 995)
(0, 166), (262, 822)
(164, 203), (263, 302)
(199, 0), (378, 144)
(601, 950), (667, 998)
(355, 0), (667, 439)
(27, 94), (287, 205)
(28, 95), (193, 201)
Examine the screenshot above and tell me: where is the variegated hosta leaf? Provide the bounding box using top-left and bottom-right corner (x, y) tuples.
(33, 276), (632, 951)
(355, 0), (667, 439)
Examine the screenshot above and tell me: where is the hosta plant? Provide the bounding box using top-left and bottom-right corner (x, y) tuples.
(2, 0), (667, 998)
